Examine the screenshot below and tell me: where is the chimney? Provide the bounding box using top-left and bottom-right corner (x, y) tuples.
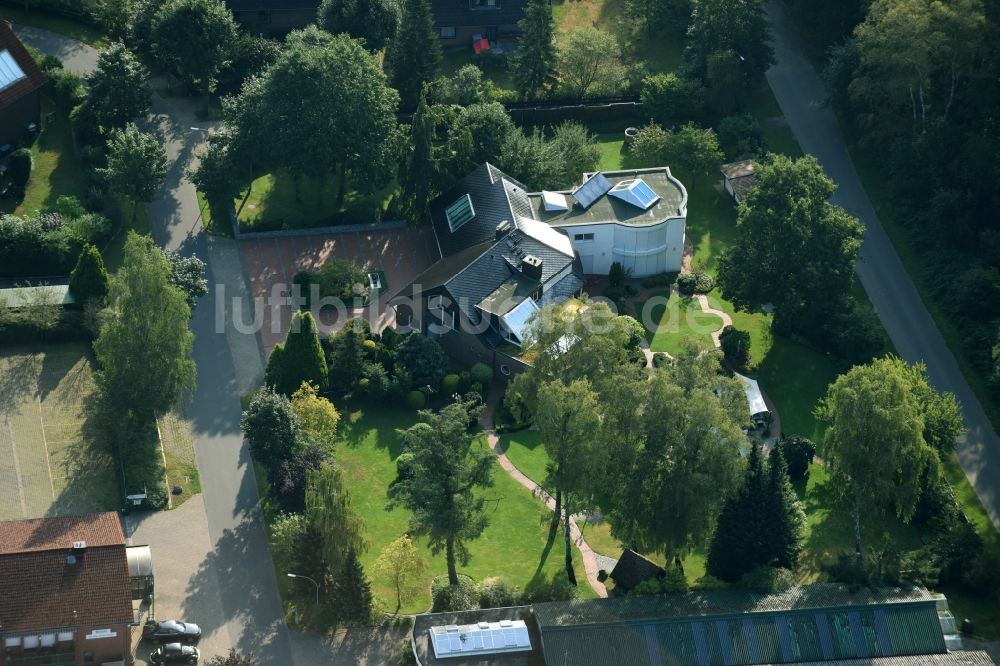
(495, 221), (512, 240)
(520, 255), (543, 280)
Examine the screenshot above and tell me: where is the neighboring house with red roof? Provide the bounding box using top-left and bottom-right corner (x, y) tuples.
(0, 19), (45, 147)
(0, 512), (137, 666)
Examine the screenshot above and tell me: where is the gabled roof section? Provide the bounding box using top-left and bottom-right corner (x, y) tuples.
(609, 549), (665, 592)
(608, 178), (660, 210)
(429, 0), (531, 28)
(430, 163), (534, 257)
(0, 512), (125, 554)
(0, 21), (46, 111)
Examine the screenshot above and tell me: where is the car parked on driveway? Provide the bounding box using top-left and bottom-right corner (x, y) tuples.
(150, 643), (200, 664)
(144, 620), (202, 644)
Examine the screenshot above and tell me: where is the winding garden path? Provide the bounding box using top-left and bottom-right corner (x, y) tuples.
(479, 390), (609, 598)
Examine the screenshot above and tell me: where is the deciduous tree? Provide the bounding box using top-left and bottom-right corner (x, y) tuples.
(162, 250), (208, 310)
(317, 0), (399, 51)
(94, 233), (195, 425)
(389, 397), (494, 585)
(100, 124), (167, 220)
(685, 0), (773, 82)
(291, 382), (340, 449)
(816, 356), (942, 564)
(83, 42), (151, 131)
(374, 535), (429, 613)
(557, 27), (626, 99)
(241, 386), (301, 470)
(717, 155), (864, 339)
(152, 0), (238, 106)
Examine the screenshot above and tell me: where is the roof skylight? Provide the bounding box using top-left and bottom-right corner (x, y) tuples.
(429, 620), (532, 658)
(0, 50), (27, 92)
(541, 190), (569, 212)
(609, 178), (660, 210)
(445, 193), (475, 232)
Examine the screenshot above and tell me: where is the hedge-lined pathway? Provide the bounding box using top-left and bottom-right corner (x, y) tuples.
(479, 388), (608, 598)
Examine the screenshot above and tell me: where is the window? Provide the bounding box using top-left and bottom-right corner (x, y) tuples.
(440, 26), (456, 38)
(445, 194), (475, 232)
(469, 0), (501, 8)
(573, 233), (595, 241)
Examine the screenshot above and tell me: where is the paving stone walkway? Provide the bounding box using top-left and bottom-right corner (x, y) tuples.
(479, 389), (608, 598)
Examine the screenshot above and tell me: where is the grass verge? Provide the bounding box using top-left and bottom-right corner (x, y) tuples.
(0, 3), (107, 47)
(158, 410), (200, 508)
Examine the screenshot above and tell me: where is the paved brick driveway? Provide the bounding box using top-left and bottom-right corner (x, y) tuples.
(239, 227), (438, 354)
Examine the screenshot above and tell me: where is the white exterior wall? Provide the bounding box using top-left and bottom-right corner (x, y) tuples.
(561, 217), (686, 277)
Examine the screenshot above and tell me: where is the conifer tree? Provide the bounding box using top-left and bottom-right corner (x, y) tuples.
(69, 244), (110, 305)
(510, 0), (557, 100)
(766, 448), (806, 570)
(267, 311), (329, 395)
(402, 91), (435, 225)
(388, 0), (442, 108)
(335, 548), (374, 624)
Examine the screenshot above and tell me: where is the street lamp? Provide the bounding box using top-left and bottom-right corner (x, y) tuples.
(286, 572), (320, 607)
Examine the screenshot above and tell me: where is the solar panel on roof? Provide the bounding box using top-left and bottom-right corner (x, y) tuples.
(0, 50), (27, 92)
(445, 194), (475, 232)
(429, 620), (532, 659)
(573, 172), (613, 209)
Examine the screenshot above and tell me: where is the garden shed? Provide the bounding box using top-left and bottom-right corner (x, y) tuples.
(735, 372), (770, 428)
(126, 545), (154, 601)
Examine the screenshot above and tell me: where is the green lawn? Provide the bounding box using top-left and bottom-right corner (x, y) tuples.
(637, 291), (723, 355)
(0, 3), (107, 47)
(196, 189), (233, 238)
(158, 410), (200, 509)
(335, 403), (596, 614)
(235, 170), (397, 232)
(1, 97), (87, 217)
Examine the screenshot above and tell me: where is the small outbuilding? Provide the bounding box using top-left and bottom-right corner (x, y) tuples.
(735, 372), (771, 428)
(0, 20), (46, 148)
(720, 160), (757, 204)
(608, 548), (665, 593)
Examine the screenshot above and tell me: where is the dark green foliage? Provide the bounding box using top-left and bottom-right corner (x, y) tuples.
(718, 325), (751, 368)
(430, 575), (478, 612)
(0, 212), (113, 278)
(441, 374), (461, 396)
(401, 93), (435, 225)
(739, 566), (795, 594)
(705, 50), (745, 117)
(100, 123), (167, 209)
(327, 317), (371, 393)
(241, 387), (301, 470)
(641, 73), (704, 128)
(189, 134), (241, 205)
(676, 271), (714, 295)
(626, 0), (692, 35)
(717, 112), (765, 159)
(82, 42), (150, 131)
(827, 298), (885, 364)
(393, 332), (448, 392)
(389, 397), (494, 584)
(151, 0), (238, 96)
(269, 311), (329, 395)
(205, 648), (257, 666)
(270, 442), (329, 513)
(405, 390), (427, 410)
(685, 0), (774, 82)
(470, 363), (493, 386)
(334, 548), (374, 624)
(47, 68), (85, 111)
(69, 244), (109, 305)
(8, 148), (32, 194)
(318, 0), (400, 51)
(707, 443), (805, 582)
(718, 155), (864, 342)
(773, 435), (815, 482)
(510, 0), (557, 100)
(609, 261), (627, 289)
(387, 0), (442, 108)
(216, 33), (282, 98)
(520, 571), (581, 603)
(477, 578), (520, 609)
(316, 258), (368, 301)
(630, 123), (723, 177)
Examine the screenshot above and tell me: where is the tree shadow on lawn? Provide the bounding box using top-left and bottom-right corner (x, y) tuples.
(0, 351), (41, 418)
(337, 401), (410, 460)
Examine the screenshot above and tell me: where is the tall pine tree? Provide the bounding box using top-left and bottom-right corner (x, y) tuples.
(388, 0), (442, 108)
(334, 547), (374, 624)
(510, 0), (557, 100)
(707, 442), (805, 582)
(402, 91), (435, 225)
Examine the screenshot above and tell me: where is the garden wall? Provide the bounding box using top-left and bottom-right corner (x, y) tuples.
(228, 203), (408, 239)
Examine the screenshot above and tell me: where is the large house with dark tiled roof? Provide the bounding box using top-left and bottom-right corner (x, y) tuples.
(225, 0), (321, 34)
(430, 0), (530, 44)
(0, 513), (136, 666)
(390, 162), (686, 373)
(0, 20), (46, 147)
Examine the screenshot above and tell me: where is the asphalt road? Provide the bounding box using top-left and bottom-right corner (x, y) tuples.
(765, 2), (1000, 528)
(14, 25), (296, 664)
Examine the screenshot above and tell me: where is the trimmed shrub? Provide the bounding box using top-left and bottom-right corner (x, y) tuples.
(693, 575), (728, 591)
(631, 578), (663, 596)
(431, 575), (478, 612)
(405, 390), (427, 410)
(676, 271), (714, 295)
(441, 373), (461, 396)
(662, 563), (688, 593)
(470, 362), (493, 385)
(521, 572), (579, 603)
(719, 325), (751, 369)
(8, 148), (33, 194)
(55, 195), (87, 219)
(739, 566), (794, 594)
(608, 261), (627, 289)
(773, 435), (816, 482)
(641, 272), (677, 289)
(69, 244), (110, 304)
(477, 578), (519, 609)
